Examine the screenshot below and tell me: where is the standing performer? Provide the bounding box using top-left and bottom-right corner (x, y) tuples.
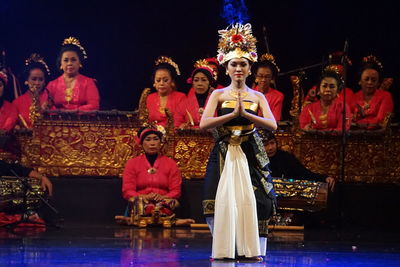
(47, 37), (100, 111)
(13, 53), (52, 128)
(200, 23), (277, 261)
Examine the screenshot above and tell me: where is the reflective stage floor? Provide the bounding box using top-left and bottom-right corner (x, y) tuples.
(0, 223), (399, 267)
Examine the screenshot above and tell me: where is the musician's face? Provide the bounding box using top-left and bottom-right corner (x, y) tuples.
(265, 139), (278, 157)
(319, 77), (338, 101)
(256, 66), (273, 92)
(61, 51), (81, 76)
(154, 69), (173, 96)
(192, 71), (210, 94)
(27, 68), (46, 93)
(142, 134), (161, 155)
(360, 68), (380, 96)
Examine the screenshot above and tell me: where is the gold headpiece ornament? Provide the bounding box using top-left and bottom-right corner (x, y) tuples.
(217, 23), (258, 65)
(62, 37), (88, 59)
(194, 59), (217, 80)
(259, 53), (280, 72)
(25, 53), (51, 76)
(155, 56), (181, 76)
(362, 55), (383, 71)
(324, 65), (342, 76)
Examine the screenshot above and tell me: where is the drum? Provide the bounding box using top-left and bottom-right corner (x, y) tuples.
(272, 178), (328, 212)
(0, 176), (45, 212)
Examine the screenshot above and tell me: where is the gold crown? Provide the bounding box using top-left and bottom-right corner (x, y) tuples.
(193, 59), (217, 80)
(155, 56), (181, 76)
(25, 53), (51, 76)
(62, 37), (88, 59)
(259, 53), (280, 72)
(324, 65), (342, 76)
(362, 55), (383, 71)
(217, 23), (257, 65)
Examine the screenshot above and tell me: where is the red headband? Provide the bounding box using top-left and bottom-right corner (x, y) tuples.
(186, 67), (214, 84)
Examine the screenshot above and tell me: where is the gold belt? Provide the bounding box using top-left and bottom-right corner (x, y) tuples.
(223, 124), (255, 146)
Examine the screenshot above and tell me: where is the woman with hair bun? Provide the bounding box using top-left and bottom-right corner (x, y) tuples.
(13, 53), (52, 128)
(47, 37), (100, 111)
(146, 56), (187, 128)
(300, 70), (351, 132)
(350, 55), (393, 129)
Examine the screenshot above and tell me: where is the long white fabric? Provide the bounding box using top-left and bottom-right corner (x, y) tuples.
(212, 144), (260, 259)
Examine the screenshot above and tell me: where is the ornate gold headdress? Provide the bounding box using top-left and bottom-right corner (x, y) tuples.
(25, 53), (51, 76)
(155, 56), (181, 76)
(324, 65), (342, 76)
(217, 23), (258, 65)
(62, 37), (88, 59)
(193, 59), (217, 80)
(259, 53), (280, 73)
(362, 55), (383, 71)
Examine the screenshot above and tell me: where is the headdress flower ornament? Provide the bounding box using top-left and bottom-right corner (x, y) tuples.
(25, 53), (51, 76)
(324, 65), (343, 77)
(259, 53), (280, 73)
(217, 23), (258, 65)
(62, 37), (88, 59)
(362, 55), (383, 71)
(186, 59), (217, 82)
(155, 56), (181, 76)
(0, 71), (7, 85)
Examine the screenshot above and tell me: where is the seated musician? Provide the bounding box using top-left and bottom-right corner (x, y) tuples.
(13, 54), (52, 129)
(121, 127), (194, 227)
(0, 160), (52, 225)
(145, 56), (188, 128)
(304, 51), (354, 106)
(253, 53), (284, 121)
(264, 132), (335, 191)
(350, 55), (394, 130)
(300, 69), (351, 132)
(184, 60), (216, 127)
(47, 37), (100, 111)
(204, 57), (225, 89)
(0, 71), (18, 132)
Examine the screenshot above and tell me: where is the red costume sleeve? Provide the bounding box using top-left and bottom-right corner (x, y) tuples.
(77, 77), (100, 111)
(122, 158), (140, 200)
(0, 101), (18, 132)
(299, 104), (312, 129)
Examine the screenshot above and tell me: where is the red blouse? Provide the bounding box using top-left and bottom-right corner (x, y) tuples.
(350, 89), (394, 125)
(254, 86), (284, 121)
(13, 90), (50, 128)
(0, 101), (18, 132)
(300, 98), (351, 131)
(146, 91), (187, 127)
(122, 154), (182, 200)
(47, 74), (100, 111)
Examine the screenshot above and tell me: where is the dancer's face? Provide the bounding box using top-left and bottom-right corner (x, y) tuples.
(226, 58), (251, 83)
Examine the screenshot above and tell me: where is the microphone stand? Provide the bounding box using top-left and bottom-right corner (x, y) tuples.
(340, 40), (349, 183)
(2, 170), (60, 231)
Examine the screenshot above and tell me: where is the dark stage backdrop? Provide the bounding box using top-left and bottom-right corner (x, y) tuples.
(1, 0), (399, 121)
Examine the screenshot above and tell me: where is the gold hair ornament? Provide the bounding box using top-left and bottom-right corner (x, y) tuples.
(155, 56), (181, 76)
(25, 53), (51, 76)
(62, 37), (88, 59)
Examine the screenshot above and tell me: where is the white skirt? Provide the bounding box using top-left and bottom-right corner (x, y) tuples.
(212, 144), (260, 259)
